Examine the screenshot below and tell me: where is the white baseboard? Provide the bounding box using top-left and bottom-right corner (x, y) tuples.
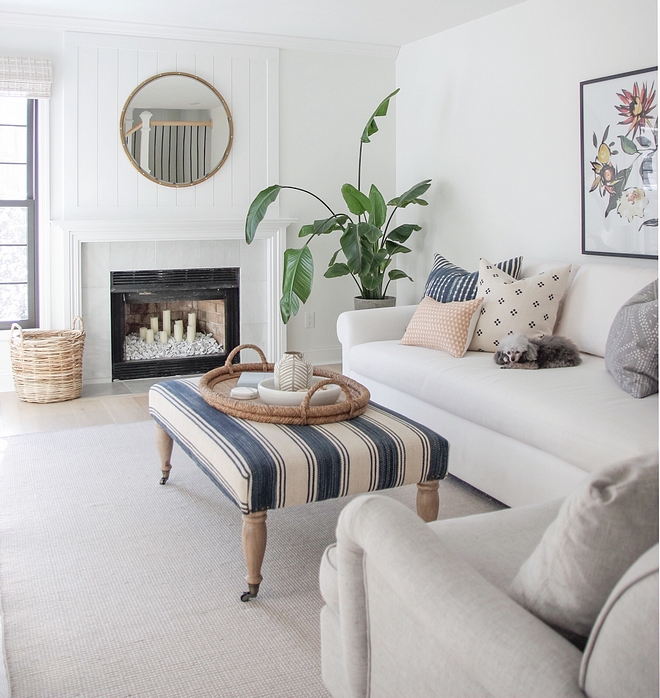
(304, 346), (343, 367)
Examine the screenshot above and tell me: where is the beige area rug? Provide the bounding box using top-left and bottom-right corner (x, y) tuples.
(0, 420), (503, 698)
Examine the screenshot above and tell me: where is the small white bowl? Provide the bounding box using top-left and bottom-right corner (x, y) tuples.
(258, 376), (342, 407)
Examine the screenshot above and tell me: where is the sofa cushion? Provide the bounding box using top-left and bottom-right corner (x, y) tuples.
(509, 457), (659, 637)
(469, 259), (572, 352)
(555, 264), (659, 357)
(424, 253), (523, 303)
(348, 340), (659, 474)
(400, 296), (483, 358)
(605, 280), (658, 398)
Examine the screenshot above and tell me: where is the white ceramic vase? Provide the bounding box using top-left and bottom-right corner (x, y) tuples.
(274, 351), (313, 392)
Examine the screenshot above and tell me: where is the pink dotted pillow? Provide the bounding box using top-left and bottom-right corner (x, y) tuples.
(400, 296), (483, 358)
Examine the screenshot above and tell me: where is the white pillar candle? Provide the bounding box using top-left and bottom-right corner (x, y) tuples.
(187, 325), (196, 343)
(146, 329), (154, 344)
(173, 323), (184, 342)
(159, 330), (168, 344)
(139, 327), (147, 340)
(187, 312), (196, 333)
(162, 310), (171, 337)
(175, 319), (183, 328)
(150, 316), (159, 333)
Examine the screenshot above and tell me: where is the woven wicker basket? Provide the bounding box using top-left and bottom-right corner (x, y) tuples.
(10, 317), (86, 403)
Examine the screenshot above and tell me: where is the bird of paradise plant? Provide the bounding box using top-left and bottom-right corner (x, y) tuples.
(244, 89), (431, 323)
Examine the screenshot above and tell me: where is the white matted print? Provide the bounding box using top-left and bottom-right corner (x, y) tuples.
(581, 67), (658, 259)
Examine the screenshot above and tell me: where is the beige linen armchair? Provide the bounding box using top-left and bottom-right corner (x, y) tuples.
(320, 469), (659, 698)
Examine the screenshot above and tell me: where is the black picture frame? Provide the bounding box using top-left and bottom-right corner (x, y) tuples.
(580, 66), (658, 259)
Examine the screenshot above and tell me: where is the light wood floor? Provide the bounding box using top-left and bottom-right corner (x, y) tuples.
(0, 364), (343, 437)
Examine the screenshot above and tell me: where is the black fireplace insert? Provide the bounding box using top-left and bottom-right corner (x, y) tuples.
(110, 267), (240, 380)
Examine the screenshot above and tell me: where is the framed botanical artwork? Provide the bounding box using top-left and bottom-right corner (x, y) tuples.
(580, 66), (658, 259)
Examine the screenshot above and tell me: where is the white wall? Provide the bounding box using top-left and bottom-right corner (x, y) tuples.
(0, 20), (396, 390)
(396, 0), (658, 305)
(279, 49), (396, 363)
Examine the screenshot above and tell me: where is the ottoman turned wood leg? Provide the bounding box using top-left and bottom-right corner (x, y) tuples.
(155, 424), (174, 485)
(241, 510), (268, 602)
(416, 480), (440, 522)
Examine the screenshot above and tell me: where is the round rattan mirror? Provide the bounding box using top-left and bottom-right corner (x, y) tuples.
(120, 72), (233, 187)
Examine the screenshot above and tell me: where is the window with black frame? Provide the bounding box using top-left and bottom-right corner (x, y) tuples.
(0, 97), (37, 330)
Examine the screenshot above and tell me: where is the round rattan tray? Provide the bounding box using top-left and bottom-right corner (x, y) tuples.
(198, 344), (370, 425)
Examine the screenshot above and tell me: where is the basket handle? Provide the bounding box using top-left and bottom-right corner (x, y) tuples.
(299, 377), (357, 425)
(10, 323), (24, 345)
(72, 316), (84, 333)
(224, 344), (269, 373)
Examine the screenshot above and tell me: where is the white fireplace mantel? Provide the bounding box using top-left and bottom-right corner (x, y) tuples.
(52, 218), (295, 370)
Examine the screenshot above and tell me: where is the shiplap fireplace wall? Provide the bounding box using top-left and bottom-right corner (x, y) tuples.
(53, 32), (289, 382)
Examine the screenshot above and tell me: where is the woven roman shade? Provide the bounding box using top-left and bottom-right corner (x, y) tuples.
(0, 56), (52, 98)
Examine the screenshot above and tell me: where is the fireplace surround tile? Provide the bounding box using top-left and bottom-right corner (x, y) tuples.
(109, 242), (157, 272)
(81, 242), (110, 290)
(199, 239), (241, 268)
(155, 240), (204, 270)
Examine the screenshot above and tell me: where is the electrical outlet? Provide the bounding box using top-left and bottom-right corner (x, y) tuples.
(304, 311), (315, 328)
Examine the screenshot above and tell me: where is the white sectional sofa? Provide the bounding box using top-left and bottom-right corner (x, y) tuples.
(337, 261), (659, 507)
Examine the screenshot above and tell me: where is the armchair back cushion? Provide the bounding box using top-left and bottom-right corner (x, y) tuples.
(579, 544), (659, 698)
(509, 456), (659, 637)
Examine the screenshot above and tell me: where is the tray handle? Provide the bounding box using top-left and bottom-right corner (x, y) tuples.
(299, 378), (357, 425)
(225, 344), (269, 373)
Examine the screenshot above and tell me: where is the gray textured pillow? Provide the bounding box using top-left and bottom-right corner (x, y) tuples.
(509, 457), (659, 638)
(605, 280), (658, 398)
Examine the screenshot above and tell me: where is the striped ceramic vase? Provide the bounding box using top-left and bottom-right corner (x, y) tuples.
(274, 351), (313, 392)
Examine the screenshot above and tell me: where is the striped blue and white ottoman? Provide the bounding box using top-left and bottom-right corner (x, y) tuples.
(149, 378), (449, 600)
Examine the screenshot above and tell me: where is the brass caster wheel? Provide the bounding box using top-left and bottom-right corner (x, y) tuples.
(240, 583), (260, 602)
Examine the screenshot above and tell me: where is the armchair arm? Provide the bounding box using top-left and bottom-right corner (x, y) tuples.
(335, 495), (584, 698)
(336, 305), (417, 375)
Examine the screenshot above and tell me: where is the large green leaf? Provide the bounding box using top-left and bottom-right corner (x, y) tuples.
(298, 224), (315, 238)
(361, 89), (400, 143)
(361, 272), (383, 291)
(387, 179), (432, 209)
(385, 241), (411, 254)
(245, 185), (281, 243)
(357, 221), (382, 244)
(280, 246), (314, 323)
(298, 214), (349, 238)
(388, 269), (413, 282)
(280, 293), (299, 324)
(340, 223), (363, 274)
(342, 183), (373, 216)
(324, 262), (351, 278)
(385, 223), (421, 244)
(368, 184), (387, 228)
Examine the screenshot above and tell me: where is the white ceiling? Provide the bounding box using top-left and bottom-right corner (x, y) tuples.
(0, 0), (527, 47)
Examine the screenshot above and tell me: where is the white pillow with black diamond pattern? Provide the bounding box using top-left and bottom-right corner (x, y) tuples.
(469, 258), (572, 353)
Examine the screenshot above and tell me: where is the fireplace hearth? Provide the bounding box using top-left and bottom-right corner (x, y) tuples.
(110, 268), (240, 380)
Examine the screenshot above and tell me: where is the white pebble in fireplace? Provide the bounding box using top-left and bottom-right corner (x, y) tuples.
(124, 332), (223, 360)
